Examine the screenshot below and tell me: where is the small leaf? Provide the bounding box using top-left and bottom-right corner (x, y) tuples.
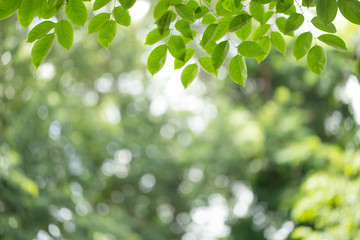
(0, 0), (21, 20)
(88, 13), (110, 34)
(252, 24), (271, 41)
(175, 19), (193, 39)
(235, 20), (252, 40)
(199, 56), (217, 75)
(118, 0), (136, 9)
(317, 0), (337, 24)
(147, 45), (167, 75)
(200, 24), (218, 47)
(238, 41), (266, 58)
(18, 0), (35, 28)
(65, 0), (88, 26)
(317, 34), (347, 50)
(181, 64), (198, 88)
(27, 21), (56, 43)
(307, 45), (326, 75)
(229, 13), (252, 32)
(271, 32), (286, 55)
(311, 16), (336, 33)
(145, 28), (170, 45)
(174, 48), (195, 69)
(113, 6), (131, 26)
(175, 4), (194, 22)
(284, 13), (304, 34)
(338, 0), (360, 24)
(93, 0), (112, 11)
(168, 35), (186, 61)
(229, 55), (247, 86)
(212, 40), (229, 70)
(293, 31), (313, 60)
(156, 10), (175, 35)
(98, 20), (117, 49)
(31, 34), (54, 68)
(153, 0), (170, 18)
(55, 20), (73, 51)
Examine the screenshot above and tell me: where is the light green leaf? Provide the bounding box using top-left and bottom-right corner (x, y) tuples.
(229, 13), (252, 32)
(145, 28), (170, 45)
(98, 20), (117, 49)
(168, 35), (186, 61)
(284, 13), (304, 34)
(229, 55), (247, 86)
(212, 16), (231, 41)
(256, 36), (271, 62)
(55, 20), (73, 51)
(235, 20), (251, 40)
(175, 4), (194, 22)
(174, 48), (196, 69)
(93, 0), (111, 11)
(250, 1), (264, 24)
(318, 34), (347, 50)
(156, 10), (175, 35)
(293, 31), (313, 60)
(88, 13), (110, 34)
(215, 0), (232, 16)
(27, 21), (56, 43)
(194, 6), (209, 19)
(276, 0), (294, 13)
(65, 0), (88, 26)
(147, 45), (167, 75)
(202, 14), (217, 24)
(153, 0), (170, 18)
(18, 0), (35, 28)
(311, 16), (337, 33)
(212, 40), (229, 70)
(200, 24), (218, 47)
(181, 64), (198, 89)
(252, 24), (271, 41)
(35, 0), (57, 19)
(338, 0), (360, 24)
(0, 0), (21, 20)
(271, 32), (286, 55)
(31, 34), (54, 68)
(199, 56), (217, 75)
(175, 19), (193, 39)
(264, 11), (274, 23)
(307, 45), (326, 75)
(113, 6), (131, 26)
(118, 0), (136, 9)
(252, 0), (272, 4)
(317, 0), (337, 24)
(238, 41), (266, 58)
(186, 0), (199, 11)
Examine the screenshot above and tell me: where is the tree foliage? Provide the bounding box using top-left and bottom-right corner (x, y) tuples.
(0, 0), (357, 88)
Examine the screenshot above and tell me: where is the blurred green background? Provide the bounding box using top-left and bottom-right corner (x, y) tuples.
(1, 3), (360, 240)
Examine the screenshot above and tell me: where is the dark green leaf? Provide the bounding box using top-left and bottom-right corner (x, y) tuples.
(311, 16), (337, 33)
(65, 0), (88, 26)
(293, 32), (313, 60)
(31, 34), (54, 68)
(153, 0), (170, 18)
(284, 13), (304, 34)
(27, 21), (56, 43)
(98, 20), (117, 49)
(318, 34), (347, 50)
(88, 13), (110, 34)
(276, 0), (294, 13)
(229, 55), (247, 86)
(229, 13), (252, 32)
(212, 17), (231, 41)
(168, 35), (186, 61)
(55, 19), (73, 51)
(338, 0), (360, 24)
(156, 10), (175, 35)
(307, 45), (326, 75)
(147, 44), (167, 75)
(181, 63), (198, 89)
(317, 0), (337, 24)
(212, 40), (229, 70)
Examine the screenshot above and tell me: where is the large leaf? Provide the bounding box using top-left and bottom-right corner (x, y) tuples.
(293, 31), (313, 60)
(18, 0), (35, 28)
(338, 0), (360, 24)
(317, 0), (337, 24)
(229, 13), (252, 32)
(156, 10), (175, 35)
(88, 13), (110, 34)
(93, 0), (112, 11)
(98, 20), (117, 49)
(317, 34), (347, 50)
(0, 0), (21, 20)
(307, 45), (326, 75)
(212, 40), (229, 70)
(284, 13), (304, 34)
(271, 31), (286, 55)
(167, 35), (186, 61)
(118, 0), (136, 9)
(55, 20), (73, 51)
(175, 19), (193, 39)
(145, 28), (170, 45)
(229, 55), (247, 86)
(31, 34), (55, 68)
(147, 45), (167, 75)
(113, 6), (131, 26)
(181, 64), (198, 89)
(238, 41), (266, 58)
(27, 21), (56, 43)
(311, 16), (337, 33)
(65, 0), (88, 26)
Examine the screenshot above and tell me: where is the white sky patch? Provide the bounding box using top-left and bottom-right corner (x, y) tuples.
(129, 0), (150, 22)
(232, 182), (254, 218)
(336, 75), (360, 124)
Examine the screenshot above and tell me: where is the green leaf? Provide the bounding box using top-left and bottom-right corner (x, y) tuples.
(175, 4), (194, 22)
(55, 20), (73, 51)
(145, 28), (170, 45)
(168, 35), (186, 61)
(88, 13), (110, 34)
(212, 40), (229, 70)
(276, 0), (294, 13)
(338, 0), (360, 24)
(202, 14), (217, 24)
(199, 56), (217, 75)
(284, 13), (304, 34)
(194, 6), (209, 19)
(303, 0), (315, 7)
(35, 0), (57, 19)
(186, 0), (199, 10)
(204, 40), (217, 55)
(229, 55), (247, 86)
(317, 34), (347, 50)
(31, 34), (55, 68)
(307, 45), (326, 75)
(213, 16), (231, 41)
(174, 48), (195, 69)
(238, 41), (266, 58)
(93, 0), (111, 11)
(0, 0), (21, 20)
(229, 13), (252, 32)
(181, 64), (198, 89)
(98, 20), (117, 49)
(156, 10), (175, 35)
(293, 32), (313, 60)
(175, 19), (193, 39)
(250, 1), (264, 24)
(118, 0), (136, 9)
(18, 0), (35, 28)
(235, 20), (252, 40)
(215, 0), (232, 16)
(113, 6), (131, 26)
(311, 16), (337, 33)
(252, 24), (270, 41)
(147, 44), (167, 75)
(153, 0), (170, 18)
(252, 0), (272, 4)
(256, 36), (271, 62)
(27, 21), (56, 43)
(317, 0), (337, 24)
(271, 32), (286, 55)
(200, 24), (218, 47)
(65, 0), (88, 26)
(264, 11), (274, 23)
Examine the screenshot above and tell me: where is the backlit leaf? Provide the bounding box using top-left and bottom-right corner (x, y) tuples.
(271, 32), (286, 55)
(238, 41), (266, 58)
(118, 0), (136, 9)
(174, 48), (196, 69)
(229, 13), (252, 32)
(31, 34), (54, 68)
(212, 40), (229, 70)
(0, 0), (21, 20)
(113, 6), (131, 26)
(147, 45), (167, 75)
(181, 63), (198, 89)
(338, 0), (360, 24)
(293, 31), (313, 60)
(98, 20), (117, 49)
(55, 19), (73, 51)
(307, 45), (326, 75)
(27, 21), (56, 43)
(317, 0), (337, 24)
(229, 55), (247, 86)
(93, 0), (111, 11)
(88, 13), (110, 34)
(318, 34), (347, 50)
(145, 28), (170, 45)
(311, 16), (337, 33)
(18, 0), (35, 28)
(168, 35), (186, 61)
(284, 13), (304, 34)
(175, 19), (193, 39)
(65, 0), (88, 26)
